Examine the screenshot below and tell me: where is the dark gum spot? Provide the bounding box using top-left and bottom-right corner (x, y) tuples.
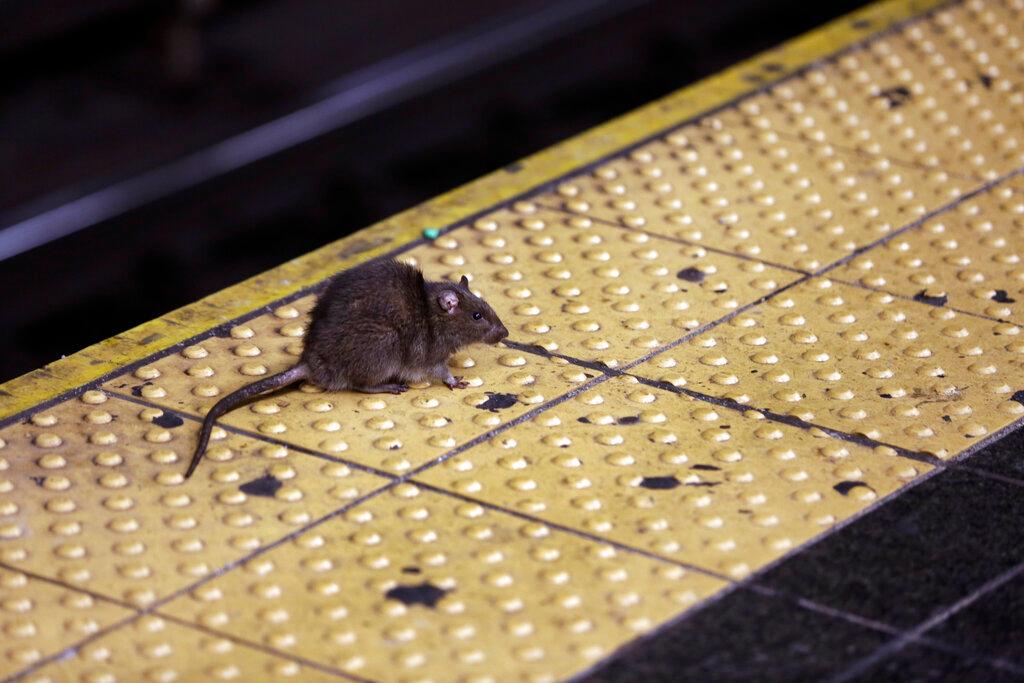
(152, 412), (184, 428)
(240, 475), (283, 497)
(385, 582), (449, 608)
(639, 476), (681, 490)
(833, 481), (870, 496)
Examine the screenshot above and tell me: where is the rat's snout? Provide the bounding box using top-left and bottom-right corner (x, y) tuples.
(487, 323), (509, 344)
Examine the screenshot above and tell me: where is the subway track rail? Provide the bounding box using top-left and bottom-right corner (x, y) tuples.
(3, 0), (1024, 680)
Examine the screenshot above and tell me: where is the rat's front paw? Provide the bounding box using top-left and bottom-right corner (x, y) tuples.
(444, 375), (470, 390)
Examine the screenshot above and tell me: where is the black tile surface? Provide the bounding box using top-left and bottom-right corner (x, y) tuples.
(925, 571), (1024, 666)
(756, 469), (1024, 630)
(846, 644), (1024, 683)
(962, 421), (1024, 482)
(579, 587), (890, 682)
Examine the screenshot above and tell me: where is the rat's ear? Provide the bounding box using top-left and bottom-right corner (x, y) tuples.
(438, 290), (460, 314)
(460, 274), (470, 288)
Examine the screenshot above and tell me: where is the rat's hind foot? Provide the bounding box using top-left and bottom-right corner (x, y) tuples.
(444, 375), (470, 390)
(358, 383), (409, 394)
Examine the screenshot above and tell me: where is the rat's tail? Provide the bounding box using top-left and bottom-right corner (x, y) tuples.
(185, 363), (309, 479)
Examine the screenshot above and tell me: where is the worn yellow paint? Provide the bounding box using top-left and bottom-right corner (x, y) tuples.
(0, 0), (951, 422)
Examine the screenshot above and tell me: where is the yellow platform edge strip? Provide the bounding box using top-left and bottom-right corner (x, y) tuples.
(0, 0), (951, 421)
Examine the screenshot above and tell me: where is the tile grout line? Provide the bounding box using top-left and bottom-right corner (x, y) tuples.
(827, 273), (1022, 328)
(824, 560), (1024, 683)
(0, 0), (965, 431)
(503, 338), (1024, 489)
(0, 562), (375, 683)
(768, 129), (993, 185)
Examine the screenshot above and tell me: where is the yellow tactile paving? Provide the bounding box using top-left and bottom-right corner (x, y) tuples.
(402, 207), (800, 365)
(539, 106), (966, 272)
(8, 1), (1024, 681)
(0, 393), (389, 606)
(100, 299), (591, 475)
(758, 4), (1024, 179)
(0, 568), (132, 675)
(20, 615), (345, 683)
(159, 485), (725, 683)
(635, 277), (1024, 458)
(417, 375), (930, 580)
(839, 176), (1024, 322)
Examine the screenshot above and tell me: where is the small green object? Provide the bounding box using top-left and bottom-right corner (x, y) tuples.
(422, 227), (441, 240)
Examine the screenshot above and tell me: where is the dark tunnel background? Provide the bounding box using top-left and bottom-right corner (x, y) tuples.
(0, 0), (867, 383)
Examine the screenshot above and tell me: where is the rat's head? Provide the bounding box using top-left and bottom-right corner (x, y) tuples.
(436, 275), (509, 346)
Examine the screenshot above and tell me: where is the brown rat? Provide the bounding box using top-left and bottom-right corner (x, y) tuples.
(185, 258), (509, 478)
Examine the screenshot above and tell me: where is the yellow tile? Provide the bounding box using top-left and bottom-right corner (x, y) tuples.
(160, 486), (725, 683)
(839, 172), (1024, 323)
(753, 6), (1024, 179)
(404, 206), (800, 366)
(539, 107), (966, 272)
(21, 615), (341, 683)
(634, 278), (1024, 458)
(0, 394), (389, 607)
(417, 376), (929, 580)
(103, 319), (590, 476)
(0, 567), (132, 678)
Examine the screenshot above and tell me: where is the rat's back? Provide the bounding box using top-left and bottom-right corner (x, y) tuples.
(302, 259), (429, 389)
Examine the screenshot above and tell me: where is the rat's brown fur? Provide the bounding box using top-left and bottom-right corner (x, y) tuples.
(185, 259), (508, 478)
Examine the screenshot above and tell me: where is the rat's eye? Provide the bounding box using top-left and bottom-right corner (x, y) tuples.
(472, 312), (483, 320)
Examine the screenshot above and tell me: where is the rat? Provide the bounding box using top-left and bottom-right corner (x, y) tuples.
(185, 258), (509, 478)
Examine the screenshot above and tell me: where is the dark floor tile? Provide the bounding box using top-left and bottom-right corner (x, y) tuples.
(962, 421), (1024, 481)
(757, 469), (1024, 629)
(579, 587), (889, 683)
(924, 570), (1024, 666)
(846, 643), (1024, 683)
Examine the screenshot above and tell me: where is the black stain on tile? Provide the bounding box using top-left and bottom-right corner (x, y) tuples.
(978, 73), (994, 90)
(677, 267), (706, 283)
(639, 475), (681, 490)
(401, 566), (422, 575)
(578, 417), (592, 424)
(876, 85), (912, 108)
(30, 476), (46, 487)
(130, 381), (153, 397)
(685, 481), (721, 488)
(833, 481), (871, 496)
(691, 464), (721, 471)
(152, 412), (184, 428)
(240, 474), (283, 497)
(942, 415), (951, 422)
(477, 392), (518, 412)
(991, 289), (1016, 303)
(913, 290), (948, 307)
(385, 582), (449, 608)
(617, 415), (641, 425)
